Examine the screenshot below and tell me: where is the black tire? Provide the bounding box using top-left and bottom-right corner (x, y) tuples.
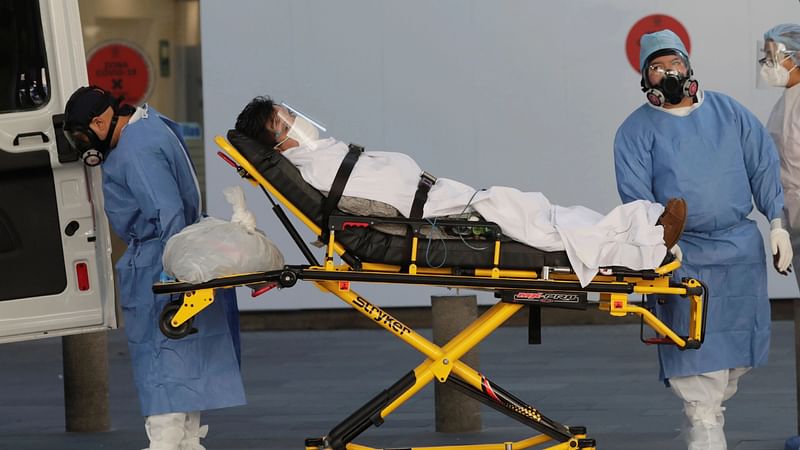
(159, 300), (195, 339)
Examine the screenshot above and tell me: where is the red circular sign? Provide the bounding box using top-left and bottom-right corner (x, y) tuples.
(86, 42), (153, 105)
(625, 14), (691, 73)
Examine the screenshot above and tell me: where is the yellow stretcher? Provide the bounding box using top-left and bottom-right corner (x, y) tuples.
(152, 131), (708, 450)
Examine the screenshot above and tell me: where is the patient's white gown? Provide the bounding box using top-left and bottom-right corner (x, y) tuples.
(283, 138), (667, 286)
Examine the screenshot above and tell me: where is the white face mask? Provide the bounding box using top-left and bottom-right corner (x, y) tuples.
(760, 62), (795, 87)
(286, 115), (319, 147)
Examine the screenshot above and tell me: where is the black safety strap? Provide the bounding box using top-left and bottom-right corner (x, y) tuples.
(321, 143), (364, 240)
(409, 171), (437, 219)
(402, 171), (438, 270)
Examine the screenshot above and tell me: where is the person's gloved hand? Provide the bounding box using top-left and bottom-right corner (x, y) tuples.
(770, 218), (793, 275)
(670, 244), (683, 262)
(158, 270), (176, 283)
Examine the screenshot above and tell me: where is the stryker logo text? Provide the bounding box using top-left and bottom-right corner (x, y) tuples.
(352, 296), (411, 335)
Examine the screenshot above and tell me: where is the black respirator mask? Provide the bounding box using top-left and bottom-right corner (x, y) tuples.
(63, 87), (134, 166)
(640, 51), (699, 107)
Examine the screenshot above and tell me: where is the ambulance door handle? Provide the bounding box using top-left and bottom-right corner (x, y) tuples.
(64, 220), (80, 236)
(13, 131), (50, 146)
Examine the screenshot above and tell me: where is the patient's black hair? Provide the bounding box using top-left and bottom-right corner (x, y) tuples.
(235, 96), (278, 148)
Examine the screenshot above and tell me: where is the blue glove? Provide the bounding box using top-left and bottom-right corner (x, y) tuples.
(159, 271), (176, 283)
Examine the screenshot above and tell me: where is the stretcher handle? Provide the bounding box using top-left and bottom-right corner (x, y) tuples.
(643, 336), (701, 349)
(218, 151), (254, 180)
(217, 151), (238, 168)
(643, 337), (674, 345)
(251, 283), (277, 297)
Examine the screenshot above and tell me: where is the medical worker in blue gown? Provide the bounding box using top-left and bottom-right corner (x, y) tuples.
(614, 30), (792, 450)
(63, 86), (245, 450)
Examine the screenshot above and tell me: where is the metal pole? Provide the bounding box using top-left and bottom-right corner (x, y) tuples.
(431, 294), (481, 433)
(62, 330), (110, 432)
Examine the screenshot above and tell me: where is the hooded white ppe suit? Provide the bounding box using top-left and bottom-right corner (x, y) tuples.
(767, 83), (800, 286)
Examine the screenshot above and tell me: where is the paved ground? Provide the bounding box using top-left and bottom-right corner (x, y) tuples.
(0, 321), (796, 449)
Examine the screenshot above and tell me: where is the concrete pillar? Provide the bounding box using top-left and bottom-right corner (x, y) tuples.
(62, 330), (110, 432)
(431, 295), (481, 433)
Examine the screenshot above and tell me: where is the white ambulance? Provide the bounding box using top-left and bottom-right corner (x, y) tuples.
(0, 0), (116, 343)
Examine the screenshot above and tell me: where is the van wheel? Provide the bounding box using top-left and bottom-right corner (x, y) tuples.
(159, 300), (195, 339)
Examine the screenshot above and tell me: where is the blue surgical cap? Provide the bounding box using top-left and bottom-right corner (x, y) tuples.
(639, 29), (689, 72)
(764, 24), (800, 66)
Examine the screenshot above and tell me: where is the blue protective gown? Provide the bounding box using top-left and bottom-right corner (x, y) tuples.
(102, 106), (245, 416)
(614, 91), (784, 381)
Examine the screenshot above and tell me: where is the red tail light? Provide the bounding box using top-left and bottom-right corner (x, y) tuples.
(76, 262), (90, 291)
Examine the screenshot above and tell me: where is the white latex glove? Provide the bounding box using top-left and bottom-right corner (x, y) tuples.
(223, 186), (257, 231)
(770, 218), (793, 274)
(670, 244), (683, 262)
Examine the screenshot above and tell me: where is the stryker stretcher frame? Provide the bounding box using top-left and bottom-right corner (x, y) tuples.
(153, 133), (708, 450)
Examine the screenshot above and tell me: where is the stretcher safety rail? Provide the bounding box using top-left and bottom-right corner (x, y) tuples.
(152, 133), (709, 450)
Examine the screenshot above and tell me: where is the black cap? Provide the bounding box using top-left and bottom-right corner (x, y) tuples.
(64, 86), (115, 129)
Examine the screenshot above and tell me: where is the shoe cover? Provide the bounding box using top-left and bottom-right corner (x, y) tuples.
(684, 402), (726, 450)
(179, 411), (208, 450)
(786, 435), (800, 450)
(143, 412), (187, 450)
(670, 370), (747, 450)
(685, 421), (726, 450)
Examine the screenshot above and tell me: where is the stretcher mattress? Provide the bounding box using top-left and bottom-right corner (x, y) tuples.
(227, 130), (571, 270)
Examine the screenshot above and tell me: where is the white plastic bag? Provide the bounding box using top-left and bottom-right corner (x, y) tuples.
(163, 186), (284, 283)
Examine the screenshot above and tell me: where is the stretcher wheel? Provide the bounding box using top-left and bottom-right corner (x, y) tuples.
(159, 300), (195, 340)
(279, 270), (297, 288)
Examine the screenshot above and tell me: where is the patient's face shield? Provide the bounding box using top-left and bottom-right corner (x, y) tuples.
(270, 105), (294, 138)
(270, 103), (326, 150)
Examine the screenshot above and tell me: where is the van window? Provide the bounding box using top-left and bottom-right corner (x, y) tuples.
(0, 0), (50, 113)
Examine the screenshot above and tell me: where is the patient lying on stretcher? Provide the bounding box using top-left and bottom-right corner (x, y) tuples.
(234, 96), (686, 285)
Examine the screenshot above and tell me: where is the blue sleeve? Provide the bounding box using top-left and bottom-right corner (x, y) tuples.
(614, 122), (657, 204)
(123, 144), (187, 241)
(737, 101), (784, 221)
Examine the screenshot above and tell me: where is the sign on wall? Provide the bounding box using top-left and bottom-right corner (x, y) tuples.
(86, 41), (154, 105)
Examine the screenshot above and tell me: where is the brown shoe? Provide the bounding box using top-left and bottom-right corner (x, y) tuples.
(657, 198), (687, 249)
